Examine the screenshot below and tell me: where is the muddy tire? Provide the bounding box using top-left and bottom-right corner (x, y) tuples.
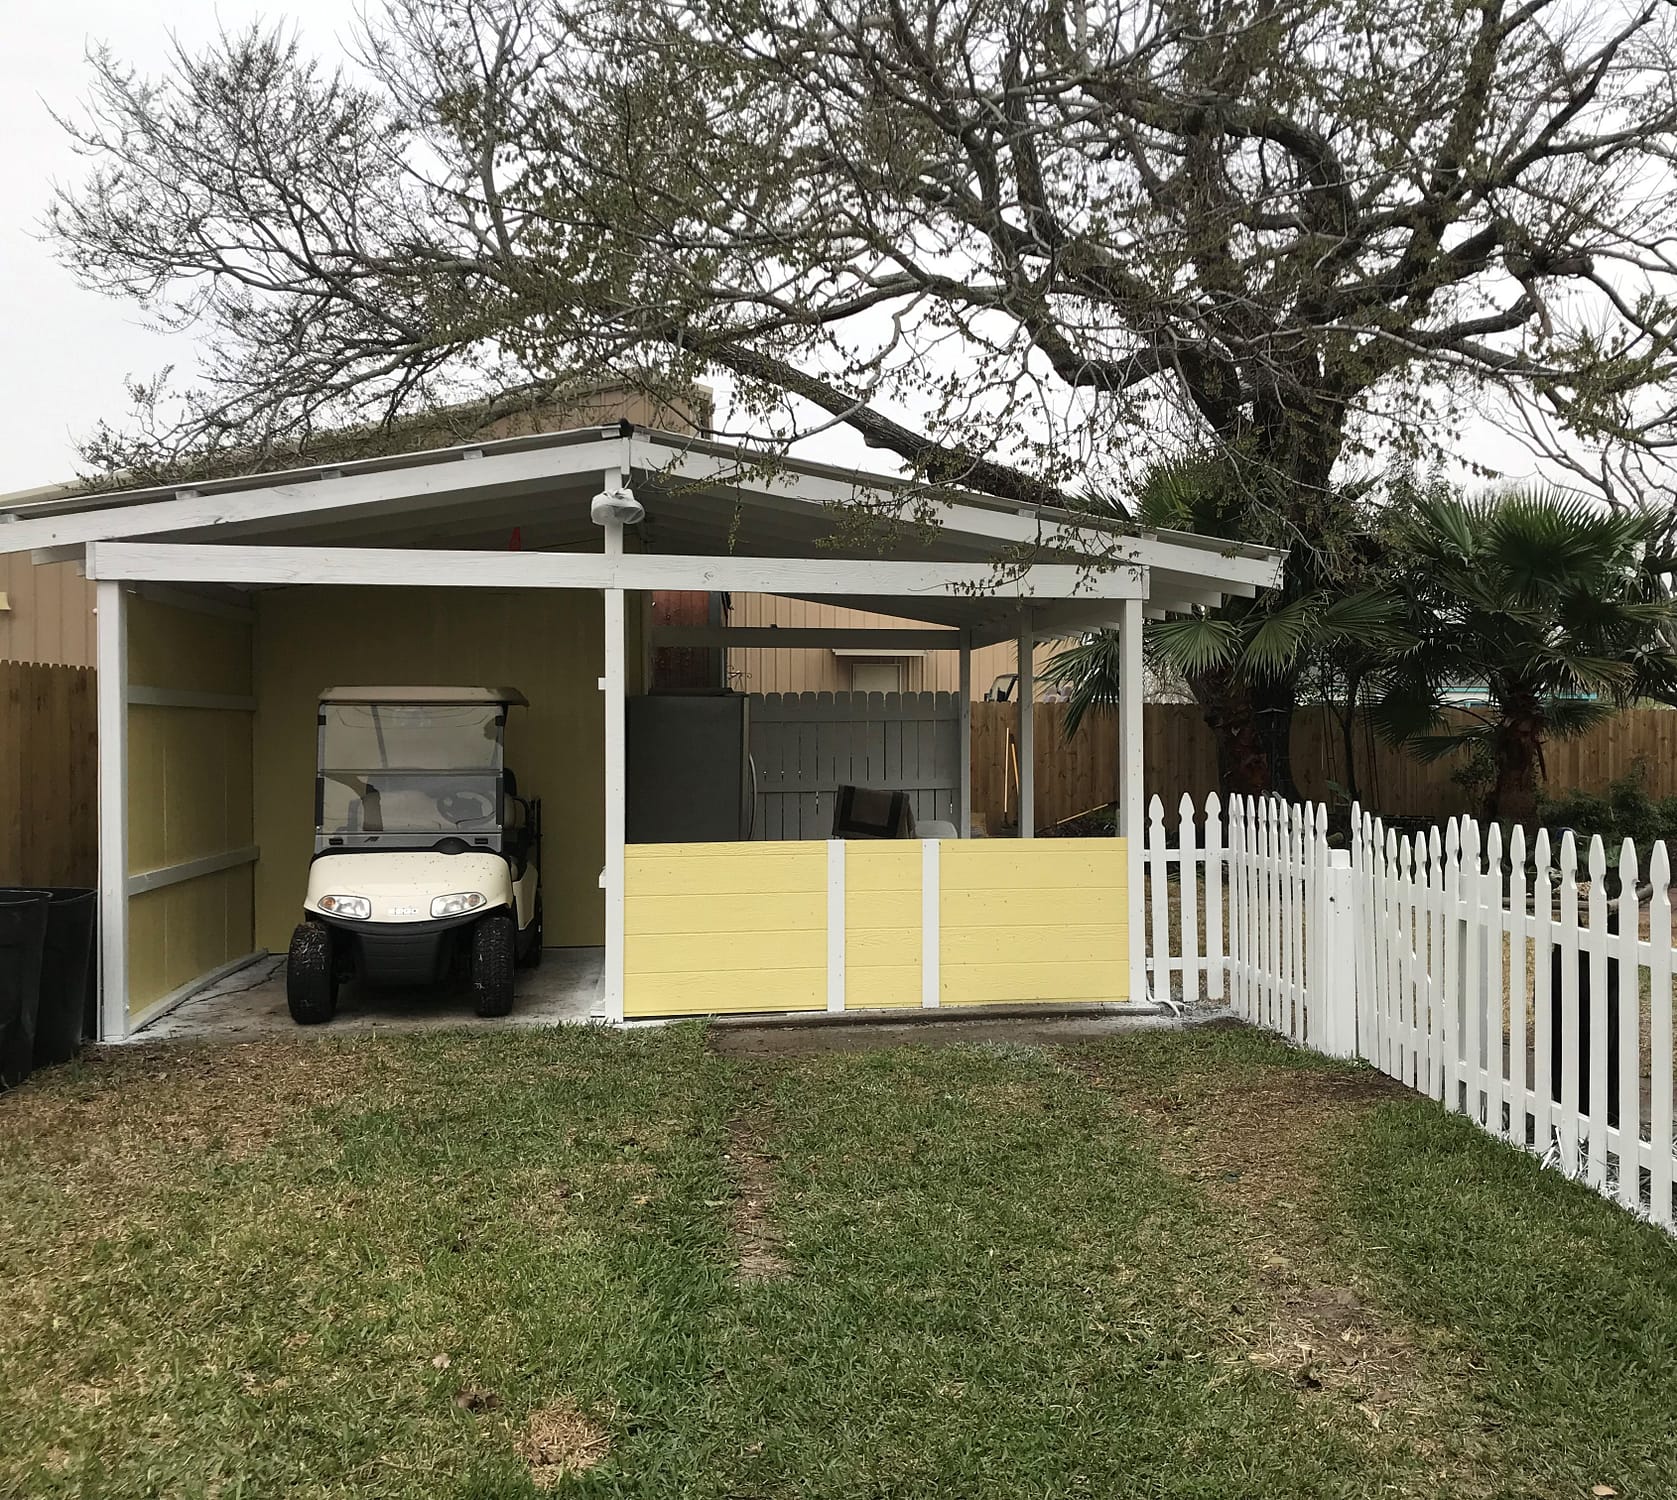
(517, 892), (543, 969)
(287, 922), (338, 1025)
(471, 908), (516, 1017)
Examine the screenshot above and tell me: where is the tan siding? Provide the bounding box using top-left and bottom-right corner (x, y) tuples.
(725, 594), (1021, 698)
(0, 552), (95, 667)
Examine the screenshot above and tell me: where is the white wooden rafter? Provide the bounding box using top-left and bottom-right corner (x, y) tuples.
(84, 542), (1150, 601)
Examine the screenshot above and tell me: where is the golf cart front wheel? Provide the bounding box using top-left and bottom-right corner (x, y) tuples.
(287, 922), (339, 1025)
(471, 909), (516, 1017)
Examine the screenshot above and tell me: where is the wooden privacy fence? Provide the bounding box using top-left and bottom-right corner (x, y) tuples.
(751, 691), (962, 838)
(973, 701), (1677, 831)
(0, 661), (98, 886)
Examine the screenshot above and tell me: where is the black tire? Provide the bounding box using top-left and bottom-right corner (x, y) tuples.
(517, 892), (543, 969)
(471, 908), (516, 1017)
(287, 922), (338, 1025)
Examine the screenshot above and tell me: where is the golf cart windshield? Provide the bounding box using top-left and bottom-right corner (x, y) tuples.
(316, 702), (506, 850)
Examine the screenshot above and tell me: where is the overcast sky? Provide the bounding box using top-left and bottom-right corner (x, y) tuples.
(0, 0), (361, 496)
(3, 1), (1545, 499)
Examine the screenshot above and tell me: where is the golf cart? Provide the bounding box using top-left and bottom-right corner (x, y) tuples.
(287, 687), (542, 1024)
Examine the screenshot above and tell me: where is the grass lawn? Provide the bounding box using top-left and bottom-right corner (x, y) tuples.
(2, 1021), (1676, 1498)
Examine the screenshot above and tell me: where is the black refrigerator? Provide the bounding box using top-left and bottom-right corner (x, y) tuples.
(626, 695), (755, 842)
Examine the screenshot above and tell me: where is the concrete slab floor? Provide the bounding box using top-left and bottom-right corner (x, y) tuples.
(137, 947), (606, 1042)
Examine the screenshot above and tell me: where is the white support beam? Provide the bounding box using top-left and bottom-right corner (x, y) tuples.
(126, 844), (260, 897)
(958, 632), (973, 838)
(651, 625), (962, 651)
(1017, 612), (1035, 840)
(601, 520), (628, 1023)
(85, 542), (1149, 601)
(1117, 597), (1147, 1002)
(95, 580), (129, 1041)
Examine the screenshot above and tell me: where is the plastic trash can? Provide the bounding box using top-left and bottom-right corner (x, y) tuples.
(0, 893), (49, 1088)
(31, 889), (96, 1067)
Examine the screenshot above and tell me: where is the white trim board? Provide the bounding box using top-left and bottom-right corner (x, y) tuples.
(126, 845), (260, 897)
(126, 686), (258, 712)
(86, 542), (1150, 601)
(652, 625), (960, 650)
(8, 437), (625, 554)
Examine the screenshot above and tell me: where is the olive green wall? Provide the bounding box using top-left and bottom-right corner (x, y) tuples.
(127, 594), (256, 1017)
(253, 586), (636, 953)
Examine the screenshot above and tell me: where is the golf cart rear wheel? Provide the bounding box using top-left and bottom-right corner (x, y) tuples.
(287, 922), (338, 1025)
(517, 893), (543, 969)
(471, 909), (516, 1017)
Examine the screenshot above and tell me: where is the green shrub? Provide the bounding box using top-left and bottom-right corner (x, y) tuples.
(1535, 760), (1677, 858)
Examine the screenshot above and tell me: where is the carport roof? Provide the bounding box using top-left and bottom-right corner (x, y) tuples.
(0, 424), (1283, 636)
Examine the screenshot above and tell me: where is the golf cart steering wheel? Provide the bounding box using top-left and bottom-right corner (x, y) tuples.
(437, 788), (495, 826)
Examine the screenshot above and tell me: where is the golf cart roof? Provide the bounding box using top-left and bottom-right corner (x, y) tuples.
(319, 686), (528, 707)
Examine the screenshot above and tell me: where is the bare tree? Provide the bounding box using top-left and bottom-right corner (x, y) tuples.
(47, 0), (1677, 776)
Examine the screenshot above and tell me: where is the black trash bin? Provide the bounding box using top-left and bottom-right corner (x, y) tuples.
(30, 889), (97, 1068)
(0, 893), (49, 1089)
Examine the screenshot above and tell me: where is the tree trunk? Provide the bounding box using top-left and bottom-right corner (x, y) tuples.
(1485, 718), (1543, 827)
(1337, 669), (1363, 806)
(1189, 667), (1272, 797)
(1251, 675), (1302, 803)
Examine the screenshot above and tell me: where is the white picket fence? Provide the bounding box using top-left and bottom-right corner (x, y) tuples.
(1143, 791), (1677, 1230)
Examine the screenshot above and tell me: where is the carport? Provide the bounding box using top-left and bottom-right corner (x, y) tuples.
(0, 426), (1281, 1039)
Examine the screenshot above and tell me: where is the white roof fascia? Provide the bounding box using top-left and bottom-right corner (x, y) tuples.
(1, 432), (628, 554)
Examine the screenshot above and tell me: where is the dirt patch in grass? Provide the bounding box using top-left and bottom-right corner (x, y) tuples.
(1070, 1040), (1494, 1468)
(515, 1398), (611, 1487)
(726, 1111), (789, 1282)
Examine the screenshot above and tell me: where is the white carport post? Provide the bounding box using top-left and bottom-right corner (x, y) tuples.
(601, 516), (628, 1023)
(1116, 596), (1147, 1001)
(95, 579), (129, 1041)
(1016, 611), (1035, 839)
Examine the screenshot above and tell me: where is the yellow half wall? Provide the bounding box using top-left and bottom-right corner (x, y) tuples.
(621, 836), (1130, 1018)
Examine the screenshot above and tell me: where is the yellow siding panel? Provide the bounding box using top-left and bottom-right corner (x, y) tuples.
(128, 595), (253, 694)
(623, 842), (826, 1016)
(126, 864), (254, 1018)
(942, 960), (1126, 1006)
(844, 840), (921, 1009)
(939, 839), (1128, 1006)
(626, 891), (825, 937)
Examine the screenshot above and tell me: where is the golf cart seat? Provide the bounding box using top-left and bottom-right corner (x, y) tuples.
(503, 769), (539, 878)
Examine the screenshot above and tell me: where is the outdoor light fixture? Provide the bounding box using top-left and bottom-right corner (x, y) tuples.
(590, 486), (645, 527)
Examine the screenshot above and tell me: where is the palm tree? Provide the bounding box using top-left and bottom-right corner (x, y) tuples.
(1045, 457), (1400, 798)
(1370, 487), (1677, 825)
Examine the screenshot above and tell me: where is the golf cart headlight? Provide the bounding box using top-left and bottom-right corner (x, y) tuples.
(431, 891), (488, 919)
(318, 894), (371, 920)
